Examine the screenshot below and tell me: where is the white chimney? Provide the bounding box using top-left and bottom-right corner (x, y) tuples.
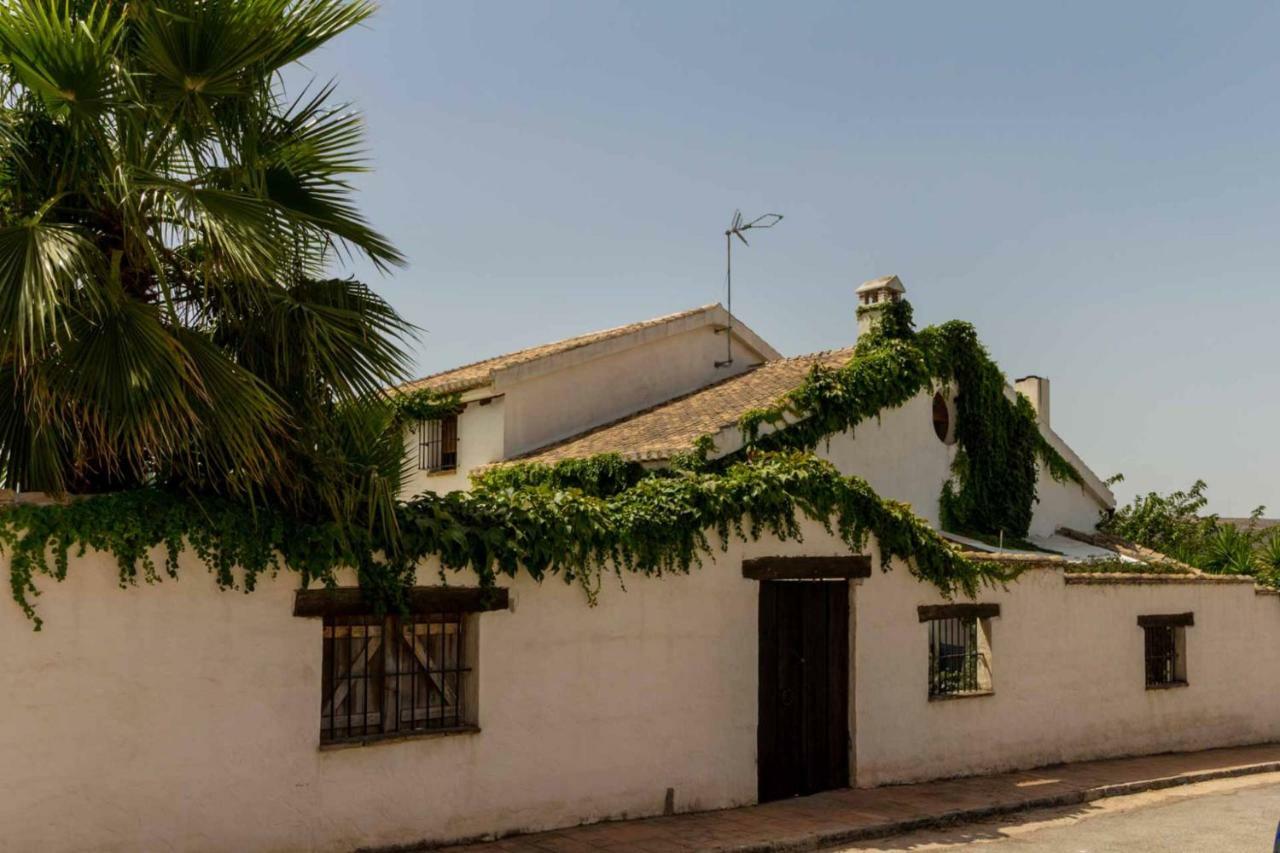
(855, 274), (907, 338)
(1015, 375), (1050, 426)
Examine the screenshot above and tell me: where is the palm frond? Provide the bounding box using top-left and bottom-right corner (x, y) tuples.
(0, 0), (124, 123)
(232, 276), (415, 402)
(0, 221), (101, 366)
(260, 84), (403, 270)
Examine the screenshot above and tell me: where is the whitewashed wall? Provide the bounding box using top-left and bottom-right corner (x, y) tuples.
(0, 542), (765, 853)
(500, 324), (762, 459)
(817, 389), (1104, 535)
(4, 526), (1280, 851)
(854, 565), (1280, 786)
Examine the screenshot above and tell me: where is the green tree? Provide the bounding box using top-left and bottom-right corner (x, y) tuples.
(0, 0), (412, 537)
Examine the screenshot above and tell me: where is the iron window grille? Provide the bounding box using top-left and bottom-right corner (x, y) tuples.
(1144, 625), (1185, 687)
(927, 616), (990, 698)
(321, 611), (472, 744)
(418, 414), (458, 473)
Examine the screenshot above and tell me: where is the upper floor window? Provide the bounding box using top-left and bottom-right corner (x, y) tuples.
(419, 414), (458, 472)
(932, 391), (956, 445)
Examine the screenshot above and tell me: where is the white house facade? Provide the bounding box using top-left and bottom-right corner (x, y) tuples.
(3, 279), (1278, 853)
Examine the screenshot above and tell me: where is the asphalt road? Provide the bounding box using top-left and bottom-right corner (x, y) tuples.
(828, 774), (1280, 852)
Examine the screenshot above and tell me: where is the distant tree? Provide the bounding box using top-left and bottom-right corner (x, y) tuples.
(0, 1), (412, 538)
(1104, 479), (1280, 582)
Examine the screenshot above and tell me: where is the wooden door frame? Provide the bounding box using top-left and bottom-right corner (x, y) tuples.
(754, 574), (853, 802)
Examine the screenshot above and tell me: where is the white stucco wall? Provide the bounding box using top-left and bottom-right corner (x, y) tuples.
(0, 541), (769, 853)
(853, 565), (1280, 786)
(815, 389), (1106, 536)
(500, 325), (761, 459)
(5, 522), (1280, 851)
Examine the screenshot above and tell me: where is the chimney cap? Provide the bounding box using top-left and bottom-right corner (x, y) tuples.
(856, 274), (906, 295)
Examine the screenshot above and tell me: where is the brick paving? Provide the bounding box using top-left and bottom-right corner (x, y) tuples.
(429, 743), (1280, 853)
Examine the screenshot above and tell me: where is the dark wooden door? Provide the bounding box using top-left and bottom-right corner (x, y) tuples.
(757, 580), (850, 803)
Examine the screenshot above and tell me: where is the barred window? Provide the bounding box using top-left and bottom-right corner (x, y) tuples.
(321, 612), (473, 744)
(1140, 613), (1191, 688)
(418, 415), (458, 472)
(919, 604), (998, 699)
(927, 616), (991, 697)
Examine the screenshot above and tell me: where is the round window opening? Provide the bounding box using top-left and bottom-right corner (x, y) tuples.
(932, 392), (955, 445)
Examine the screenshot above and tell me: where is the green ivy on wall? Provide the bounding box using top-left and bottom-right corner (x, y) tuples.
(1, 299), (1073, 628)
(391, 389), (464, 423)
(737, 300), (1080, 538)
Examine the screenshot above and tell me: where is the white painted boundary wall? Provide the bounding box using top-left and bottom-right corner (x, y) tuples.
(4, 525), (1280, 852)
(857, 566), (1280, 786)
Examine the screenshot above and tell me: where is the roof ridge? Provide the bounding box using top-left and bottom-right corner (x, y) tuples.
(399, 303), (722, 394)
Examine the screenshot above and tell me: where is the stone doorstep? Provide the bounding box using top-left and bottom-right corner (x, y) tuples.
(712, 758), (1280, 853)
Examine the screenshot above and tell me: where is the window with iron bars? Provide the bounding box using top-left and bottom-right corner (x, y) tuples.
(321, 612), (474, 745)
(418, 414), (458, 473)
(1143, 625), (1187, 688)
(927, 615), (992, 698)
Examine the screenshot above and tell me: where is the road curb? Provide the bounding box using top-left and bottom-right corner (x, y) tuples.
(716, 760), (1280, 852)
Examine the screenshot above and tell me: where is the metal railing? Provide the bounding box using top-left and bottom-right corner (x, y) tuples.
(928, 616), (989, 697)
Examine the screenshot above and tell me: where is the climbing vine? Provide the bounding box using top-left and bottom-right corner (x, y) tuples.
(391, 389), (464, 423)
(2, 298), (1070, 628)
(736, 300), (1080, 539)
(2, 452), (1009, 629)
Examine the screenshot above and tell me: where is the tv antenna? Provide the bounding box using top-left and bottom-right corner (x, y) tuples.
(716, 210), (783, 368)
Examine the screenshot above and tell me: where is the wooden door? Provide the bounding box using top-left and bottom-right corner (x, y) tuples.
(757, 580), (850, 802)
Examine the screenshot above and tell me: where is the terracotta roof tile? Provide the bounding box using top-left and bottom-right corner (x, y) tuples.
(513, 348), (855, 464)
(400, 304), (720, 395)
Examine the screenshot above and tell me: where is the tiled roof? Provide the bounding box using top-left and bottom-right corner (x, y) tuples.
(513, 348), (855, 464)
(400, 304), (721, 395)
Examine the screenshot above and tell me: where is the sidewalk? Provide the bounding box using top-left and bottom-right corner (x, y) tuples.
(427, 743), (1280, 853)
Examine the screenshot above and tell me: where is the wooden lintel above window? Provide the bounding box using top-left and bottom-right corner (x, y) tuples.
(742, 555), (872, 581)
(1138, 612), (1194, 628)
(917, 602), (1001, 623)
(293, 586), (509, 618)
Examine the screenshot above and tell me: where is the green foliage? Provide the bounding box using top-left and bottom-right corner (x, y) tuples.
(471, 453), (650, 499)
(738, 299), (1080, 539)
(399, 451), (1011, 600)
(1, 285), (1065, 625)
(1104, 480), (1280, 584)
(1103, 480), (1219, 566)
(392, 389), (464, 424)
(4, 450), (1016, 629)
(1, 491), (331, 630)
(0, 0), (411, 532)
(1061, 558), (1190, 575)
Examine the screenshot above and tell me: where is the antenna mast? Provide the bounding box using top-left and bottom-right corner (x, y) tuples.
(716, 210), (783, 368)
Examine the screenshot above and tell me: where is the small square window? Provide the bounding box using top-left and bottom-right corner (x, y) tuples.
(1143, 624), (1187, 688)
(927, 615), (993, 698)
(418, 414), (458, 473)
(321, 612), (474, 744)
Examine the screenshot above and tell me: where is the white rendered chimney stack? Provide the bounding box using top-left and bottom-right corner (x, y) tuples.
(1015, 375), (1051, 427)
(855, 275), (906, 338)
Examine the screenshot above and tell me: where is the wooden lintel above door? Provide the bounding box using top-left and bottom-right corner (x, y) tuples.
(742, 555), (872, 581)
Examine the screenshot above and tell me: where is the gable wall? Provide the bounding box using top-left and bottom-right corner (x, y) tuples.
(814, 389), (1108, 536)
(500, 325), (763, 459)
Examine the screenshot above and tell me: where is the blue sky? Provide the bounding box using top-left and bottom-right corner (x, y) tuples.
(300, 1), (1280, 515)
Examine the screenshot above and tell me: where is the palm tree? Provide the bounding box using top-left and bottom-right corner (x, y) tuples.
(0, 0), (412, 535)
